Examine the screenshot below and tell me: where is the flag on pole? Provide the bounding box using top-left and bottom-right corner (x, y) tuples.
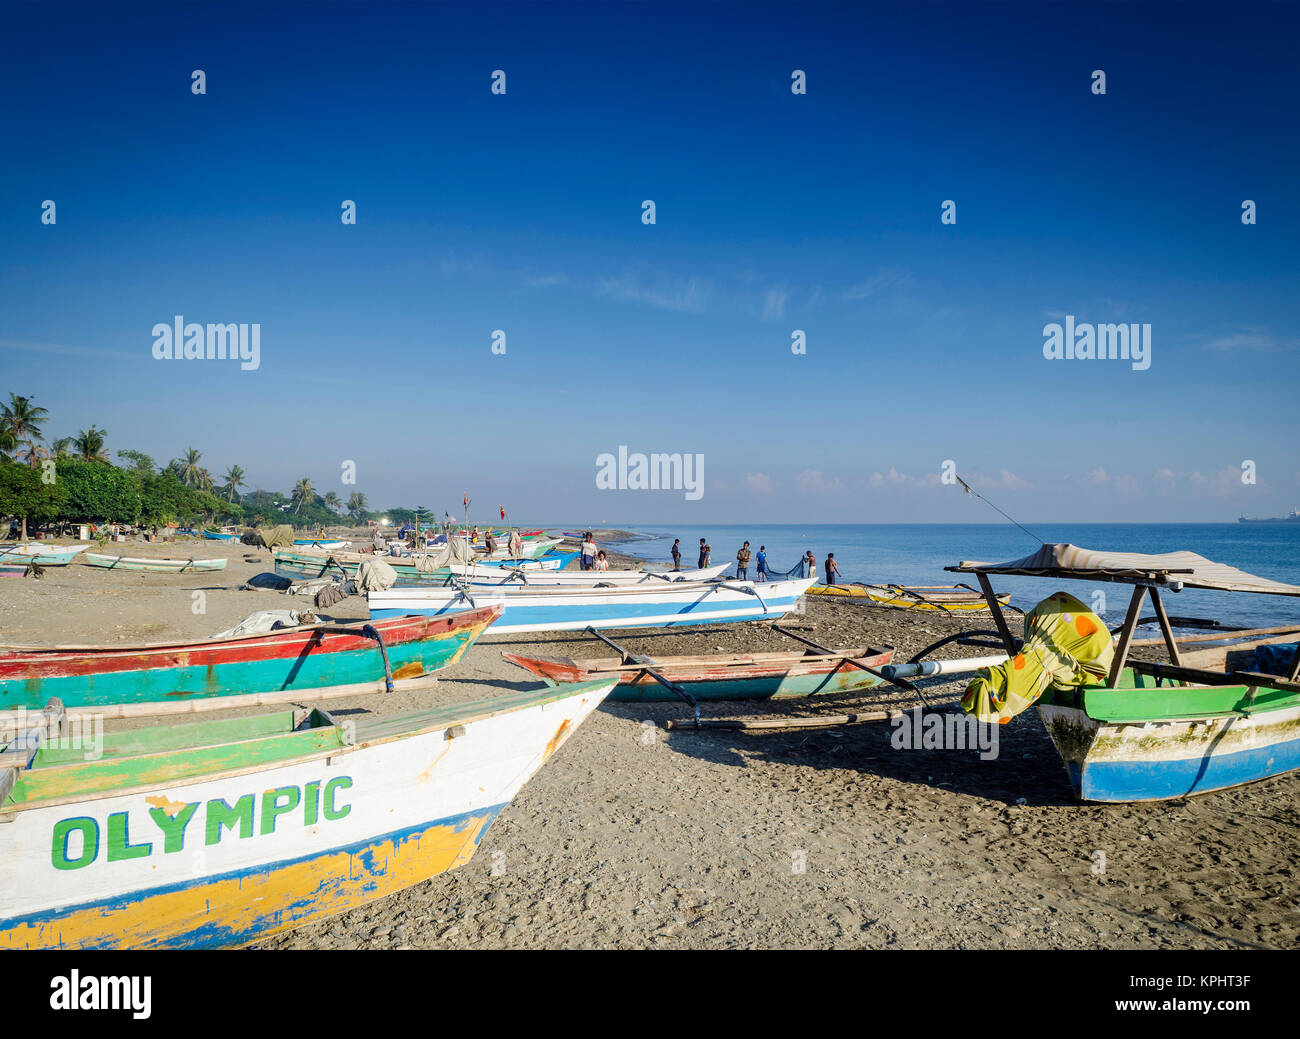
(499, 506), (506, 520)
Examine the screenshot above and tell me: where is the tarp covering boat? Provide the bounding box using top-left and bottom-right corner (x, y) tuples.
(252, 525), (296, 549)
(951, 543), (1300, 596)
(354, 556), (397, 591)
(962, 592), (1114, 725)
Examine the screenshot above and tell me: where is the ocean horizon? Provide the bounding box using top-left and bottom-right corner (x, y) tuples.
(568, 522), (1300, 630)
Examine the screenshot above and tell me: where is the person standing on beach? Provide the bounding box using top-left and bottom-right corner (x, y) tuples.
(697, 538), (708, 568)
(804, 550), (816, 580)
(824, 553), (840, 586)
(580, 532), (597, 570)
(736, 541), (751, 580)
(756, 545), (767, 582)
(594, 550), (609, 571)
(509, 529), (522, 559)
(671, 539), (681, 570)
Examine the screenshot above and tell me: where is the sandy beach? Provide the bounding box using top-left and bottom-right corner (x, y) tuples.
(2, 531), (1296, 950)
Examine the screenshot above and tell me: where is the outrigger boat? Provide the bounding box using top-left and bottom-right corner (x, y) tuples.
(0, 678), (615, 948)
(272, 548), (564, 583)
(201, 528), (242, 542)
(0, 608), (502, 716)
(83, 553), (228, 573)
(292, 538), (349, 549)
(0, 544), (89, 566)
(504, 642), (894, 701)
(809, 582), (1011, 612)
(948, 543), (1300, 803)
(369, 578), (816, 635)
(457, 563), (731, 587)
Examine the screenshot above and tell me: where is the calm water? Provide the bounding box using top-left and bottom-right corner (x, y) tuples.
(594, 524), (1300, 630)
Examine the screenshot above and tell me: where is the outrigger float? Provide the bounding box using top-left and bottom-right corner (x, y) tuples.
(948, 543), (1300, 803)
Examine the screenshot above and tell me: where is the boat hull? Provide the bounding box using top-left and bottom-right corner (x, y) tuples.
(504, 647), (893, 701)
(0, 545), (89, 566)
(0, 609), (500, 712)
(1037, 700), (1300, 802)
(83, 553), (228, 572)
(0, 681), (613, 949)
(369, 578), (816, 634)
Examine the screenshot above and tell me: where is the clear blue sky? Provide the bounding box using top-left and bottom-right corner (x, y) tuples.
(2, 0), (1297, 523)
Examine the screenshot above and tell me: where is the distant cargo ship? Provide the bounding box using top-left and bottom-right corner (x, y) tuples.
(1239, 508), (1300, 524)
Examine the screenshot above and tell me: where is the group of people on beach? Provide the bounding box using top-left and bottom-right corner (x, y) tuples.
(668, 538), (840, 584)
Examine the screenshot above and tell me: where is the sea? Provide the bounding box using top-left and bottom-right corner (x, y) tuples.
(587, 523), (1300, 631)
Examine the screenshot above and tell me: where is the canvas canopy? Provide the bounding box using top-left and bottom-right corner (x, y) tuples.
(253, 525), (296, 549)
(949, 543), (1300, 597)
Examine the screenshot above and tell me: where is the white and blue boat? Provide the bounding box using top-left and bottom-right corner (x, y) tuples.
(369, 577), (815, 635)
(0, 544), (89, 566)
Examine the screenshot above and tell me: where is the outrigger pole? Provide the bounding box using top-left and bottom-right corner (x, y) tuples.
(582, 626), (700, 728)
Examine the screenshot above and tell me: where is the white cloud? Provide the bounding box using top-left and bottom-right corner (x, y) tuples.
(761, 285), (791, 321)
(1205, 331), (1299, 353)
(796, 469), (844, 493)
(746, 472), (774, 494)
(596, 274), (710, 312)
(1085, 468), (1108, 486)
(970, 469), (1031, 490)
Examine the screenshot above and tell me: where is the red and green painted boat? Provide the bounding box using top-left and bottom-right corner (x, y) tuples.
(0, 678), (615, 948)
(0, 608), (502, 716)
(502, 645), (894, 701)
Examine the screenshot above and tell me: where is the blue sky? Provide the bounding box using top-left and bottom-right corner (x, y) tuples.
(1, 0), (1297, 523)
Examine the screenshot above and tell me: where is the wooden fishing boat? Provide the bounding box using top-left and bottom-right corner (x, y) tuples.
(503, 644), (894, 701)
(457, 563), (731, 586)
(0, 544), (89, 566)
(0, 608), (502, 715)
(201, 528), (242, 542)
(0, 678), (614, 949)
(369, 577), (816, 635)
(809, 582), (1010, 612)
(949, 544), (1300, 802)
(292, 538), (349, 549)
(272, 548), (563, 583)
(83, 553), (228, 573)
(0, 564), (27, 579)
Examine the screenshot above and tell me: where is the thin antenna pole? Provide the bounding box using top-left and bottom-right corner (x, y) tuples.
(955, 475), (1043, 544)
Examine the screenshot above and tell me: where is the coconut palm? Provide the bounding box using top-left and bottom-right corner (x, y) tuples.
(292, 477), (314, 514)
(323, 491), (341, 513)
(1, 394), (49, 467)
(346, 492), (368, 520)
(73, 426), (110, 462)
(49, 436), (75, 459)
(222, 465), (246, 503)
(171, 448), (206, 488)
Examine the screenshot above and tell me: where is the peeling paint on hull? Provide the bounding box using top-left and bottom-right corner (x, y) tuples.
(1038, 702), (1300, 802)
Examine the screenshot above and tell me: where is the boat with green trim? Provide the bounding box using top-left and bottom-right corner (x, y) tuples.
(949, 544), (1300, 802)
(0, 608), (502, 715)
(503, 644), (894, 701)
(0, 678), (615, 948)
(0, 543), (89, 566)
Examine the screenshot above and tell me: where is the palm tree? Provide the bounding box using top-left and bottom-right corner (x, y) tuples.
(18, 441), (48, 468)
(292, 477), (314, 514)
(346, 492), (368, 520)
(195, 467), (215, 493)
(1, 394), (49, 468)
(51, 437), (75, 459)
(73, 426), (109, 462)
(222, 465), (246, 503)
(323, 491), (341, 513)
(172, 448), (206, 488)
(0, 426), (15, 462)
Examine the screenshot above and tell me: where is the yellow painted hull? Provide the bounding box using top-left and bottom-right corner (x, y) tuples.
(808, 584), (1009, 611)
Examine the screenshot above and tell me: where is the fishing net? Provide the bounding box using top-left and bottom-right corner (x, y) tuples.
(962, 591), (1114, 725)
